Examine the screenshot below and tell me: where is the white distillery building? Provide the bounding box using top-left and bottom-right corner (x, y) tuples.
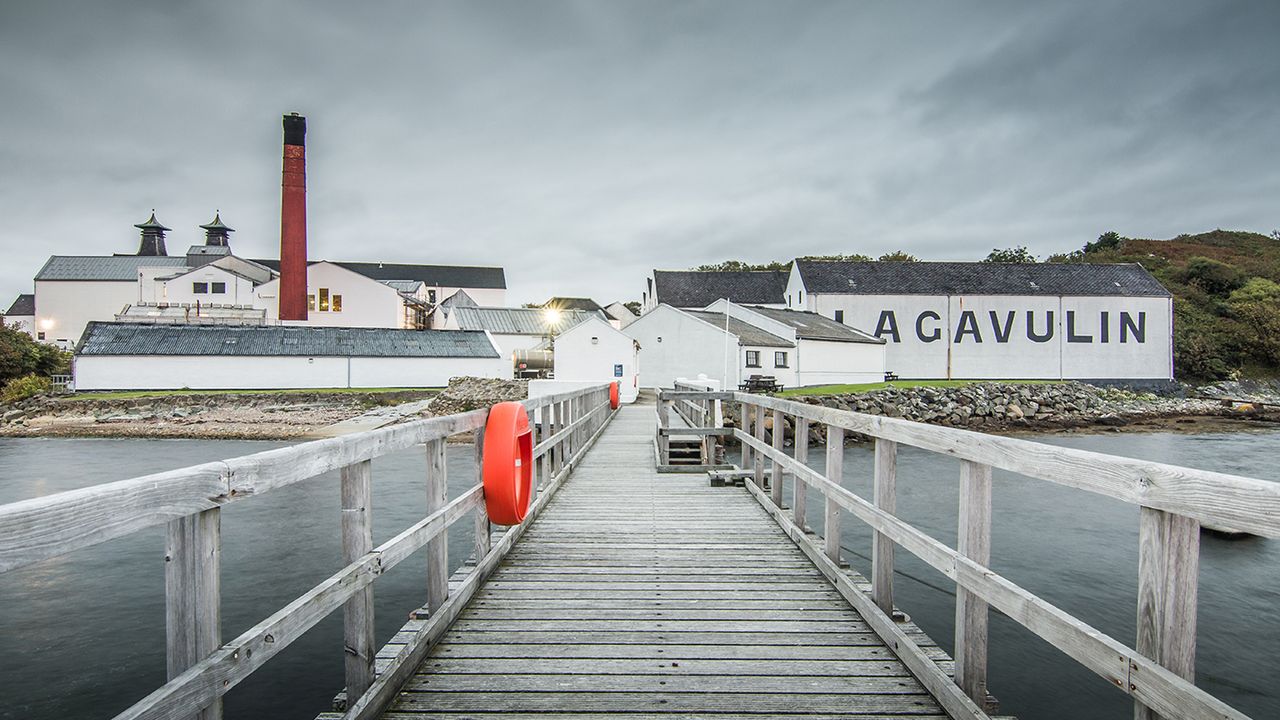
(624, 301), (885, 389)
(551, 315), (640, 403)
(3, 294), (36, 335)
(641, 269), (789, 312)
(442, 306), (607, 360)
(72, 323), (508, 391)
(786, 260), (1174, 380)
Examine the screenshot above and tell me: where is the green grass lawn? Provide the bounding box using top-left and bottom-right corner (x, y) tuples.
(65, 387), (441, 401)
(777, 379), (1061, 397)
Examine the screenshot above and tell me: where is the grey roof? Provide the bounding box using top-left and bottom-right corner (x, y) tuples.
(794, 261), (1171, 297)
(253, 260), (506, 289)
(441, 289), (478, 309)
(452, 306), (602, 335)
(381, 279), (425, 293)
(686, 310), (794, 348)
(77, 323), (499, 358)
(542, 297), (604, 312)
(744, 306), (885, 344)
(186, 245), (232, 257)
(653, 270), (789, 308)
(5, 294), (35, 316)
(36, 255), (188, 281)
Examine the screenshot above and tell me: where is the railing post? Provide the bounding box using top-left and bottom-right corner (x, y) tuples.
(872, 439), (898, 616)
(527, 406), (539, 501)
(1135, 508), (1199, 720)
(425, 437), (448, 614)
(792, 417), (809, 531)
(955, 460), (991, 706)
(165, 507), (222, 720)
(340, 460), (374, 703)
(657, 396), (671, 465)
(824, 425), (843, 564)
(474, 424), (491, 562)
(551, 401), (563, 475)
(770, 409), (785, 507)
(753, 402), (766, 488)
(739, 401), (753, 473)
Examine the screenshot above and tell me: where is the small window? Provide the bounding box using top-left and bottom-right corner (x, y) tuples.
(37, 332), (45, 340)
(745, 350), (761, 368)
(798, 290), (803, 304)
(308, 294), (316, 311)
(774, 351), (789, 368)
(193, 282), (208, 294)
(319, 288), (330, 312)
(834, 310), (844, 324)
(428, 289), (437, 302)
(211, 282), (226, 294)
(332, 294), (342, 312)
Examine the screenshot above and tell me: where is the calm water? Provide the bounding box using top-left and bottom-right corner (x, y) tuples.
(2, 431), (1277, 719)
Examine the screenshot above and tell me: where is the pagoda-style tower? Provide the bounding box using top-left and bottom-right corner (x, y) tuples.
(134, 211), (170, 256)
(199, 212), (234, 249)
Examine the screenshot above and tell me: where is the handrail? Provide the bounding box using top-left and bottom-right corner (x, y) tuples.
(0, 383), (615, 720)
(659, 388), (1274, 720)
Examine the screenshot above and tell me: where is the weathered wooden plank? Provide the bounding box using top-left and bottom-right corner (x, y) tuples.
(380, 715), (950, 720)
(426, 642), (941, 659)
(825, 425), (844, 564)
(425, 439), (449, 615)
(164, 508), (221, 720)
(387, 691), (939, 714)
(404, 673), (926, 694)
(413, 657), (915, 676)
(955, 460), (991, 706)
(794, 416), (810, 531)
(1135, 507), (1199, 720)
(340, 460), (375, 705)
(771, 408), (785, 507)
(458, 607), (861, 621)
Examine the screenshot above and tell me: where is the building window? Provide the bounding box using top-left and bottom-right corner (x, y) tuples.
(798, 290), (803, 304)
(308, 294), (316, 311)
(193, 282), (208, 294)
(745, 350), (761, 368)
(428, 289), (437, 303)
(834, 310), (844, 324)
(37, 332), (45, 341)
(319, 288), (330, 311)
(211, 282), (226, 294)
(332, 294), (343, 312)
(774, 351), (789, 368)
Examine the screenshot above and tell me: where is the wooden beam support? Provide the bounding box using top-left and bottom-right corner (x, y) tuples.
(955, 460), (992, 706)
(657, 398), (671, 465)
(340, 460), (374, 704)
(872, 438), (897, 616)
(425, 438), (448, 614)
(771, 409), (785, 507)
(1135, 507), (1199, 720)
(824, 425), (844, 564)
(753, 402), (766, 488)
(165, 508), (222, 720)
(473, 426), (491, 563)
(792, 417), (810, 531)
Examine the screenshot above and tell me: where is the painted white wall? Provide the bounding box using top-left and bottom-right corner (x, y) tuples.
(704, 299), (798, 342)
(159, 265), (258, 306)
(34, 280), (141, 348)
(4, 314), (35, 337)
(74, 354), (508, 390)
(741, 344), (798, 388)
(490, 333), (546, 360)
(794, 339), (886, 386)
(809, 292), (1172, 380)
(553, 317), (639, 402)
(256, 262), (403, 328)
(625, 304), (744, 388)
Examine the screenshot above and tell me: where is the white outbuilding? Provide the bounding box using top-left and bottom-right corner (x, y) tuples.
(551, 315), (640, 403)
(72, 323), (508, 391)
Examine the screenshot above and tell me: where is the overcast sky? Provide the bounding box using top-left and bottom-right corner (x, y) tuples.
(1, 1), (1277, 306)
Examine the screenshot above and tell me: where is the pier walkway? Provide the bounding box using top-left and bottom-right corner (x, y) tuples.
(376, 404), (947, 718)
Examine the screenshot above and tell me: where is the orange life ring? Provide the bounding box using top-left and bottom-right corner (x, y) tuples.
(610, 381), (620, 409)
(482, 401), (533, 525)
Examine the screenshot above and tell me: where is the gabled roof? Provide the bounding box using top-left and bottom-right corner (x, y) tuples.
(77, 323), (499, 358)
(604, 301), (639, 320)
(441, 289), (478, 309)
(744, 306), (884, 344)
(36, 255), (188, 281)
(5, 294), (35, 317)
(186, 245), (232, 257)
(381, 279), (425, 294)
(685, 310), (794, 348)
(252, 260), (506, 289)
(653, 270), (788, 307)
(542, 297), (604, 312)
(793, 261), (1171, 297)
(452, 306), (603, 335)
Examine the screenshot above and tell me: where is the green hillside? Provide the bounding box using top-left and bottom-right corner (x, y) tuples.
(1049, 230), (1280, 380)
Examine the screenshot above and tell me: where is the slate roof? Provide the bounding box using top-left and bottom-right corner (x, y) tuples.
(745, 306), (884, 344)
(381, 279), (425, 294)
(186, 245), (232, 257)
(5, 294), (35, 317)
(76, 323), (499, 358)
(653, 270), (789, 307)
(35, 255), (188, 281)
(793, 261), (1171, 297)
(253, 260), (506, 289)
(685, 310), (794, 348)
(452, 307), (603, 335)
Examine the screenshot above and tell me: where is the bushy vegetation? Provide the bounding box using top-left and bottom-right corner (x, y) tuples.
(0, 322), (69, 386)
(1, 373), (52, 404)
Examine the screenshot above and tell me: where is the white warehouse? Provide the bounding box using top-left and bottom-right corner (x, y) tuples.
(72, 323), (508, 391)
(786, 260), (1174, 380)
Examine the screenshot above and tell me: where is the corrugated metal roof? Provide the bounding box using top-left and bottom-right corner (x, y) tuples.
(381, 279), (425, 293)
(794, 261), (1172, 297)
(745, 306), (884, 344)
(253, 260), (507, 289)
(686, 311), (794, 348)
(77, 323), (499, 358)
(653, 270), (789, 308)
(36, 255), (189, 281)
(542, 297), (604, 312)
(452, 307), (603, 335)
(5, 294), (35, 316)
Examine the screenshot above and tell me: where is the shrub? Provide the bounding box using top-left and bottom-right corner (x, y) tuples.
(1, 373), (51, 404)
(1184, 256), (1245, 296)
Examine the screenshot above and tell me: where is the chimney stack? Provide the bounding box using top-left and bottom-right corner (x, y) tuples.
(200, 212), (234, 248)
(279, 113), (308, 321)
(134, 211), (170, 256)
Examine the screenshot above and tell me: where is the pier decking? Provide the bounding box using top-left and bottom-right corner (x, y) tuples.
(376, 404), (947, 718)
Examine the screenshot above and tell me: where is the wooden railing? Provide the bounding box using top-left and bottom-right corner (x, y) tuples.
(658, 389), (1280, 720)
(0, 384), (615, 720)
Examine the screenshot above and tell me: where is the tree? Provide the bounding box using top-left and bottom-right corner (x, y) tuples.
(1083, 231), (1123, 254)
(1184, 256), (1245, 296)
(0, 322), (70, 386)
(877, 250), (919, 262)
(798, 253), (873, 262)
(694, 260), (791, 272)
(982, 246), (1037, 263)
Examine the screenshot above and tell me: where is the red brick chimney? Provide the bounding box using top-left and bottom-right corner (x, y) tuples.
(279, 113), (308, 321)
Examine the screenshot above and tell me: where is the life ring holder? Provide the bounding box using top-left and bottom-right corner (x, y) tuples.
(481, 401), (533, 525)
(609, 381), (620, 409)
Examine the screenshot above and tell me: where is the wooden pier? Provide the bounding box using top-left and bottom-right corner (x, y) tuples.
(2, 383), (1278, 720)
